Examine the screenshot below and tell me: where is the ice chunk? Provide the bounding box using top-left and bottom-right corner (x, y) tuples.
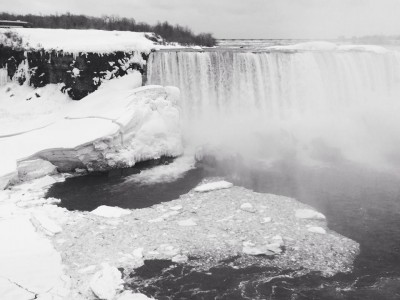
(17, 159), (57, 182)
(240, 203), (256, 213)
(295, 209), (326, 220)
(194, 181), (233, 192)
(91, 206), (131, 218)
(90, 263), (123, 300)
(31, 212), (62, 236)
(308, 226), (327, 234)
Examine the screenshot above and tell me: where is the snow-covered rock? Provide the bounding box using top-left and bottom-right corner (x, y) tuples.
(91, 206), (131, 218)
(0, 28), (156, 54)
(90, 263), (123, 300)
(17, 159), (58, 182)
(194, 180), (233, 192)
(295, 209), (326, 220)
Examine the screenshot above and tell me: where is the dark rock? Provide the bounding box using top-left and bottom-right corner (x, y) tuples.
(0, 46), (147, 100)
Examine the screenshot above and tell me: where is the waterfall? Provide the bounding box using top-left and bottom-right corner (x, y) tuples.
(147, 49), (400, 168)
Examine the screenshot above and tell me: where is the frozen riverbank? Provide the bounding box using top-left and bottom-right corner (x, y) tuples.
(0, 73), (182, 190)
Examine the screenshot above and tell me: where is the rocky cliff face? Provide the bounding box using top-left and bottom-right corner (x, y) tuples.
(0, 46), (149, 99)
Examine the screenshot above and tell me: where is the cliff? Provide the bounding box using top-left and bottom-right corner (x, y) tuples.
(0, 28), (160, 99)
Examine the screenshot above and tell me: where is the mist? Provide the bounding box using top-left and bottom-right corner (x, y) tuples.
(148, 46), (400, 172)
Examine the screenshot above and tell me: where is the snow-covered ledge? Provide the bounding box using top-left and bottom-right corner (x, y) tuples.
(0, 72), (183, 189)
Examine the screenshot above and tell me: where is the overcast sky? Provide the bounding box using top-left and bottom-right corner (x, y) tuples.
(1, 0), (399, 39)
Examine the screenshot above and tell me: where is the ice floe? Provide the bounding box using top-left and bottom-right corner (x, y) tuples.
(295, 209), (326, 220)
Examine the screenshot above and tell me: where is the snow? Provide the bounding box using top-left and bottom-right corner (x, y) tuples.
(89, 263), (123, 300)
(0, 277), (34, 300)
(0, 83), (72, 136)
(71, 67), (80, 77)
(91, 206), (131, 218)
(194, 180), (233, 192)
(0, 72), (183, 188)
(0, 28), (157, 54)
(0, 215), (67, 298)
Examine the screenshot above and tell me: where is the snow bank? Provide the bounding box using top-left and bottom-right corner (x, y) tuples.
(0, 28), (157, 54)
(0, 72), (183, 188)
(0, 83), (72, 136)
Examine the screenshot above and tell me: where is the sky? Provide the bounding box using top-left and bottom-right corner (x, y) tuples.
(1, 0), (400, 39)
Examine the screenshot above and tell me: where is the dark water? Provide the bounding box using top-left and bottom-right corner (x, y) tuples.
(47, 159), (400, 299)
(47, 158), (205, 211)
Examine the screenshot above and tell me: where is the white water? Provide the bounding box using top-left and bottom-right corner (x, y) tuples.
(147, 49), (400, 169)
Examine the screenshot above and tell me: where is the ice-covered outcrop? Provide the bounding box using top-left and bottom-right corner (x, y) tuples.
(0, 28), (163, 99)
(0, 72), (183, 189)
(0, 28), (158, 53)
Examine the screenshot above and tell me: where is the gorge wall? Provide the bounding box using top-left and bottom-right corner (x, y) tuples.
(0, 46), (149, 99)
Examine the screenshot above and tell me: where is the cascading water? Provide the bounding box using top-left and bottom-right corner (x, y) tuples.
(147, 49), (400, 169)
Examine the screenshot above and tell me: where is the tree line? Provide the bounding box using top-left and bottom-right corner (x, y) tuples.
(0, 12), (217, 47)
